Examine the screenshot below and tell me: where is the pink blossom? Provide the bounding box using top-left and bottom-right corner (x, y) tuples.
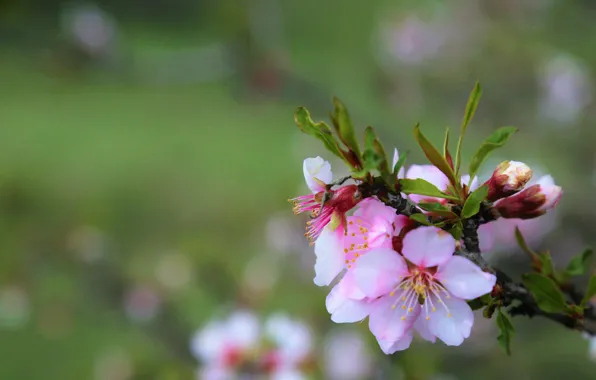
(405, 164), (450, 204)
(494, 175), (562, 219)
(290, 157), (362, 241)
(484, 161), (533, 201)
(350, 227), (496, 352)
(190, 310), (260, 377)
(314, 198), (404, 287)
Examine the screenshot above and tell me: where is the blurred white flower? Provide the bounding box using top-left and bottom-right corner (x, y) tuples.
(61, 3), (117, 57)
(264, 313), (312, 368)
(0, 286), (30, 329)
(155, 251), (193, 291)
(538, 53), (592, 125)
(191, 310), (260, 367)
(243, 253), (279, 295)
(324, 330), (372, 380)
(123, 285), (161, 323)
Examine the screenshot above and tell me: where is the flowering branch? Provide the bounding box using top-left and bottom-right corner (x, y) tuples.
(289, 83), (595, 356)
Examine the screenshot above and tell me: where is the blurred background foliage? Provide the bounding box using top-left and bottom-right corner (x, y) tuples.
(0, 0), (595, 379)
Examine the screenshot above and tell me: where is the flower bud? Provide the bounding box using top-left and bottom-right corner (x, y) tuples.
(485, 161), (533, 202)
(494, 176), (562, 219)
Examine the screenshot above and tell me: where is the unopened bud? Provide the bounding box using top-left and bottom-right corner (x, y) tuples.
(494, 176), (562, 219)
(485, 161), (533, 202)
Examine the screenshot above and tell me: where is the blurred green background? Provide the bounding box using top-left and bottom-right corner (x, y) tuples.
(0, 0), (595, 379)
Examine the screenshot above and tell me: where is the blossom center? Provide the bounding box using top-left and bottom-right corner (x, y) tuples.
(389, 268), (452, 321)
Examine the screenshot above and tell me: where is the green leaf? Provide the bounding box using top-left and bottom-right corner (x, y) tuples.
(393, 150), (409, 176)
(461, 184), (489, 219)
(417, 202), (458, 218)
(514, 227), (537, 258)
(362, 126), (389, 174)
(581, 275), (596, 308)
(538, 252), (556, 277)
(331, 97), (361, 158)
(566, 248), (594, 277)
(447, 222), (463, 240)
(413, 124), (458, 187)
(468, 298), (485, 311)
(522, 273), (568, 313)
(468, 126), (518, 181)
(294, 107), (345, 160)
(496, 309), (515, 356)
(456, 82), (482, 173)
(399, 178), (460, 201)
(409, 213), (431, 225)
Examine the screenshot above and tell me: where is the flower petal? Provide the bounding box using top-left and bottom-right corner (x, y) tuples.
(326, 283), (371, 323)
(406, 165), (449, 190)
(402, 227), (456, 268)
(352, 248), (408, 298)
(426, 295), (474, 346)
(368, 294), (420, 342)
(435, 256), (497, 300)
(414, 315), (436, 343)
(314, 227), (345, 286)
(376, 329), (414, 354)
(303, 157), (332, 193)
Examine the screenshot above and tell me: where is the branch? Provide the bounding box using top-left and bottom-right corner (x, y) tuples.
(459, 219), (596, 336)
(362, 180), (596, 336)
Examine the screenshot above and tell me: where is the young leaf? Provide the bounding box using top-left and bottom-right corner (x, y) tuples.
(294, 107), (345, 160)
(522, 273), (568, 313)
(331, 97), (362, 158)
(455, 82), (482, 173)
(538, 252), (556, 277)
(418, 202), (458, 218)
(468, 126), (518, 181)
(565, 248), (594, 277)
(399, 178), (460, 201)
(362, 126), (387, 172)
(581, 275), (596, 308)
(496, 309), (515, 356)
(409, 213), (431, 225)
(393, 150), (409, 176)
(413, 124), (458, 187)
(447, 222), (463, 240)
(461, 184), (488, 219)
(514, 227), (537, 257)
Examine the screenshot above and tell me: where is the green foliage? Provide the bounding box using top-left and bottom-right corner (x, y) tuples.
(496, 309), (515, 355)
(461, 184), (488, 219)
(581, 275), (596, 308)
(413, 124), (458, 187)
(565, 249), (594, 277)
(409, 213), (432, 225)
(417, 202), (458, 218)
(455, 82), (482, 174)
(362, 126), (393, 185)
(294, 107), (346, 162)
(393, 149), (409, 176)
(468, 126), (518, 181)
(522, 273), (569, 313)
(399, 178), (459, 201)
(331, 97), (362, 158)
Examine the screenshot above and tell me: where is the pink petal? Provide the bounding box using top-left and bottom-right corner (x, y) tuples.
(478, 223), (495, 253)
(425, 295), (474, 346)
(435, 256), (497, 300)
(413, 315), (436, 343)
(313, 227), (345, 286)
(337, 271), (366, 300)
(402, 227), (456, 268)
(303, 157), (332, 193)
(406, 165), (450, 190)
(352, 248), (408, 298)
(376, 329), (414, 354)
(326, 284), (371, 323)
(368, 295), (420, 342)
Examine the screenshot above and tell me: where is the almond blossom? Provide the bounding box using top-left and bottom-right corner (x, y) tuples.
(323, 199), (408, 319)
(494, 175), (563, 219)
(290, 157), (362, 242)
(191, 310), (260, 380)
(350, 227), (496, 352)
